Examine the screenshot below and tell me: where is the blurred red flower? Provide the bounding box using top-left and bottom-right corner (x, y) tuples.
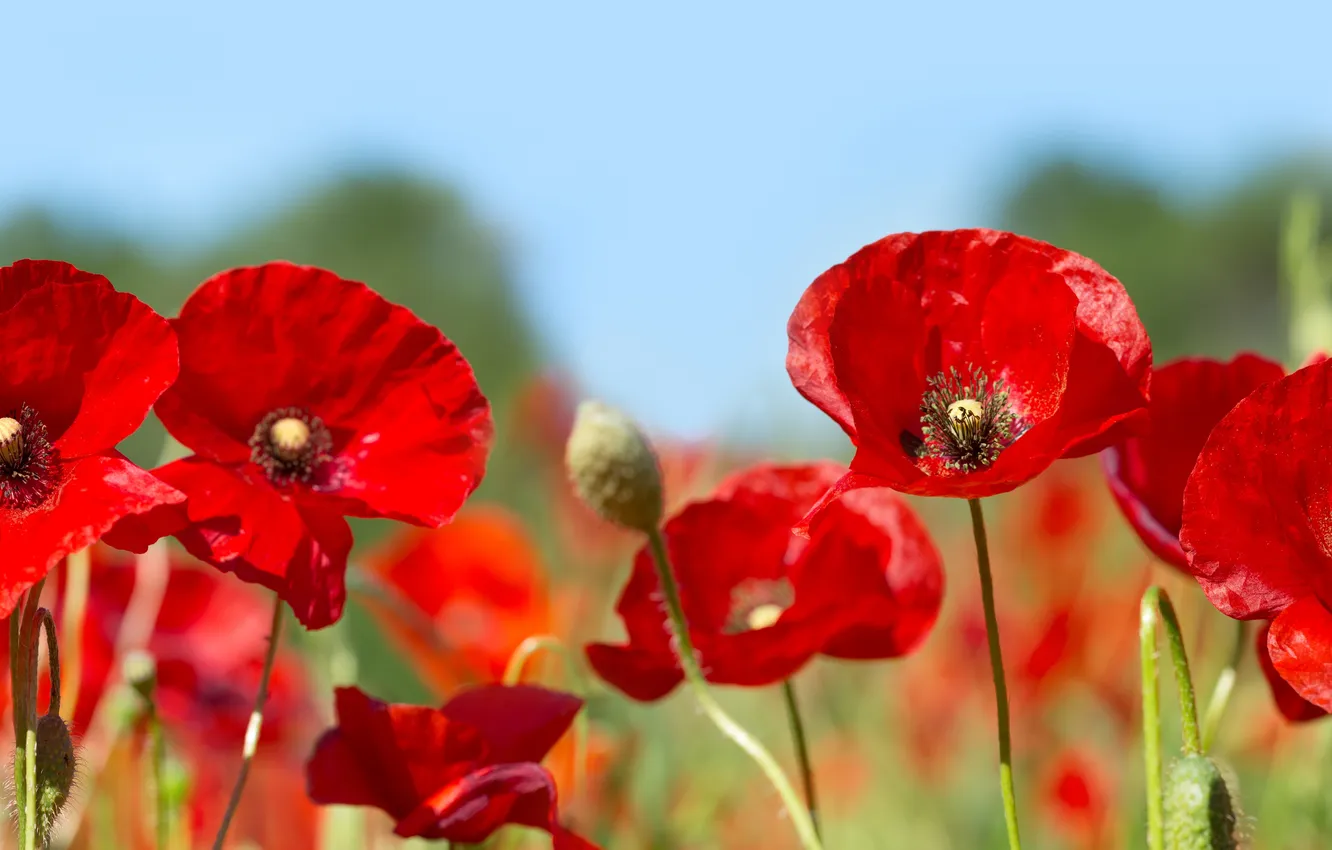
(1104, 354), (1283, 569)
(145, 262), (492, 628)
(1181, 359), (1332, 711)
(786, 229), (1150, 510)
(1040, 748), (1116, 849)
(0, 260), (182, 616)
(586, 462), (943, 700)
(307, 684), (596, 848)
(361, 505), (551, 693)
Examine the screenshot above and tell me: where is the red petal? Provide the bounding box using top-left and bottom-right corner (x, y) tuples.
(1255, 619), (1328, 722)
(0, 260), (177, 455)
(1268, 598), (1332, 714)
(1105, 354), (1284, 571)
(583, 643), (684, 702)
(157, 458), (352, 629)
(393, 762), (566, 842)
(441, 684), (583, 764)
(156, 263), (492, 524)
(310, 686), (484, 819)
(0, 454), (185, 617)
(1181, 360), (1332, 618)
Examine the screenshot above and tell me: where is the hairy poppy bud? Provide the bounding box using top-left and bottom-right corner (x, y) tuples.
(34, 713), (76, 843)
(1164, 754), (1240, 850)
(565, 401), (663, 533)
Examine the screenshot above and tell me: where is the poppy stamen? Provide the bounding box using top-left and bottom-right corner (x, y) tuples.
(919, 365), (1017, 472)
(725, 578), (795, 634)
(0, 405), (58, 509)
(250, 407), (333, 486)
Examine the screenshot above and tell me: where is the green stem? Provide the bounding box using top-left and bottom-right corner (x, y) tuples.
(11, 598), (27, 843)
(781, 679), (820, 838)
(645, 529), (823, 850)
(1141, 587), (1165, 850)
(501, 634), (590, 807)
(16, 580), (46, 850)
(1155, 590), (1202, 755)
(211, 592), (284, 850)
(967, 498), (1022, 850)
(1200, 618), (1249, 753)
(60, 548), (90, 723)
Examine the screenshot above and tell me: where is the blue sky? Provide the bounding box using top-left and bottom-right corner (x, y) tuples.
(3, 1), (1330, 441)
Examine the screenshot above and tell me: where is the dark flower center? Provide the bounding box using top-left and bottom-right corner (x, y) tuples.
(723, 577), (795, 634)
(0, 405), (58, 509)
(918, 365), (1017, 472)
(249, 407), (333, 487)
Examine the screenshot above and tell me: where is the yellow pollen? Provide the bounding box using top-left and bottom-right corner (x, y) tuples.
(947, 398), (984, 422)
(0, 417), (23, 467)
(270, 417), (311, 461)
(746, 603), (785, 631)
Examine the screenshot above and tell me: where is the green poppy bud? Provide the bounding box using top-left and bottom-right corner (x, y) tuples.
(1164, 754), (1240, 850)
(564, 401), (663, 533)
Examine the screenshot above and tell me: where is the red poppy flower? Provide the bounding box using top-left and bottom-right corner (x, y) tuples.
(307, 684), (596, 849)
(1181, 359), (1332, 711)
(146, 262), (492, 629)
(1104, 354), (1283, 569)
(1040, 748), (1115, 849)
(360, 505), (551, 694)
(786, 229), (1150, 509)
(586, 462), (943, 700)
(0, 260), (182, 616)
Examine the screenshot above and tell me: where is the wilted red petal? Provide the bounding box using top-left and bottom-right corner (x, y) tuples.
(155, 263), (491, 526)
(0, 260), (178, 456)
(1181, 360), (1332, 619)
(1255, 619), (1328, 722)
(156, 458), (351, 629)
(1105, 354), (1283, 570)
(0, 454), (184, 617)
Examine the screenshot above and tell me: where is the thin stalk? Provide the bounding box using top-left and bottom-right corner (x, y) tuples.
(781, 679), (820, 838)
(151, 709), (167, 850)
(967, 498), (1022, 850)
(11, 597), (27, 843)
(645, 529), (823, 850)
(60, 548), (91, 722)
(210, 592), (284, 850)
(1201, 618), (1249, 752)
(17, 580), (46, 850)
(1141, 587), (1165, 850)
(1154, 590), (1202, 755)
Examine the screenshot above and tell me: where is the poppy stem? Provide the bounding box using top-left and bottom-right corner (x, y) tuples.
(1140, 587), (1166, 850)
(644, 528), (824, 850)
(11, 579), (47, 850)
(211, 592), (285, 850)
(1200, 618), (1249, 752)
(966, 498), (1022, 850)
(59, 547), (91, 723)
(781, 678), (821, 838)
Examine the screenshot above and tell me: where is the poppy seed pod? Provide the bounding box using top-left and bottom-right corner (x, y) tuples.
(565, 401), (663, 534)
(1164, 754), (1240, 850)
(34, 713), (77, 843)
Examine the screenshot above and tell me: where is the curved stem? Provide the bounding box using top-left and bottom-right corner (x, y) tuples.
(1201, 618), (1249, 752)
(16, 580), (46, 850)
(781, 679), (820, 838)
(35, 609), (60, 719)
(501, 634), (590, 805)
(967, 498), (1022, 850)
(1154, 589), (1202, 755)
(645, 529), (823, 850)
(1141, 587), (1165, 850)
(211, 592), (284, 850)
(11, 598), (27, 843)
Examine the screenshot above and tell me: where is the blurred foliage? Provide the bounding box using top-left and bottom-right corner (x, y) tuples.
(999, 153), (1332, 366)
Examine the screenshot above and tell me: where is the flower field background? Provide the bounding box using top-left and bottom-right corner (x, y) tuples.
(0, 153), (1330, 849)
